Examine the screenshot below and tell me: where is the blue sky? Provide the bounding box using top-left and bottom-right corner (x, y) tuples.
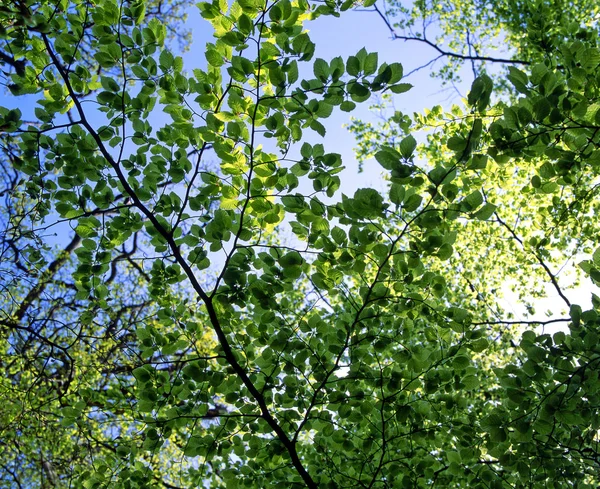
(175, 4), (471, 195)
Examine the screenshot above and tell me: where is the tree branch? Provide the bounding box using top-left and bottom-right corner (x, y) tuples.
(13, 233), (81, 322)
(42, 32), (318, 489)
(0, 49), (26, 76)
(372, 5), (530, 67)
(494, 212), (571, 308)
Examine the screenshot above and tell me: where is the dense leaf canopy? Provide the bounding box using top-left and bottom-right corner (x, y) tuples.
(1, 0), (599, 488)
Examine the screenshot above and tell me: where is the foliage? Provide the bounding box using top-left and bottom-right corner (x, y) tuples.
(0, 0), (193, 96)
(373, 0), (600, 85)
(0, 0), (600, 488)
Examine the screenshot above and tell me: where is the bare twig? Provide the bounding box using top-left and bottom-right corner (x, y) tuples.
(372, 5), (530, 67)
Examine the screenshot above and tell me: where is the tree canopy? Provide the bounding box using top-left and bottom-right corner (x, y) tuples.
(1, 0), (599, 488)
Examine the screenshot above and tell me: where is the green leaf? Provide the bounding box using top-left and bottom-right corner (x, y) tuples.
(388, 62), (403, 83)
(389, 183), (405, 205)
(533, 98), (552, 121)
(159, 50), (174, 70)
(300, 142), (312, 158)
(447, 135), (467, 153)
(310, 120), (326, 136)
(474, 203), (497, 220)
(279, 251), (303, 267)
(399, 135), (416, 159)
(206, 49), (224, 67)
(348, 82), (370, 102)
(346, 55), (360, 76)
(340, 100), (356, 112)
(389, 83), (412, 94)
(363, 52), (378, 76)
(353, 188), (384, 217)
(462, 374), (479, 390)
(467, 74), (493, 110)
(507, 66), (529, 93)
(100, 76), (120, 92)
(313, 58), (329, 81)
(463, 190), (483, 211)
(375, 147), (401, 170)
(130, 0), (146, 23)
(403, 193), (422, 212)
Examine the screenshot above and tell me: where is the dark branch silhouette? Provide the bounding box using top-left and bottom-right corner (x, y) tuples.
(371, 5), (530, 68)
